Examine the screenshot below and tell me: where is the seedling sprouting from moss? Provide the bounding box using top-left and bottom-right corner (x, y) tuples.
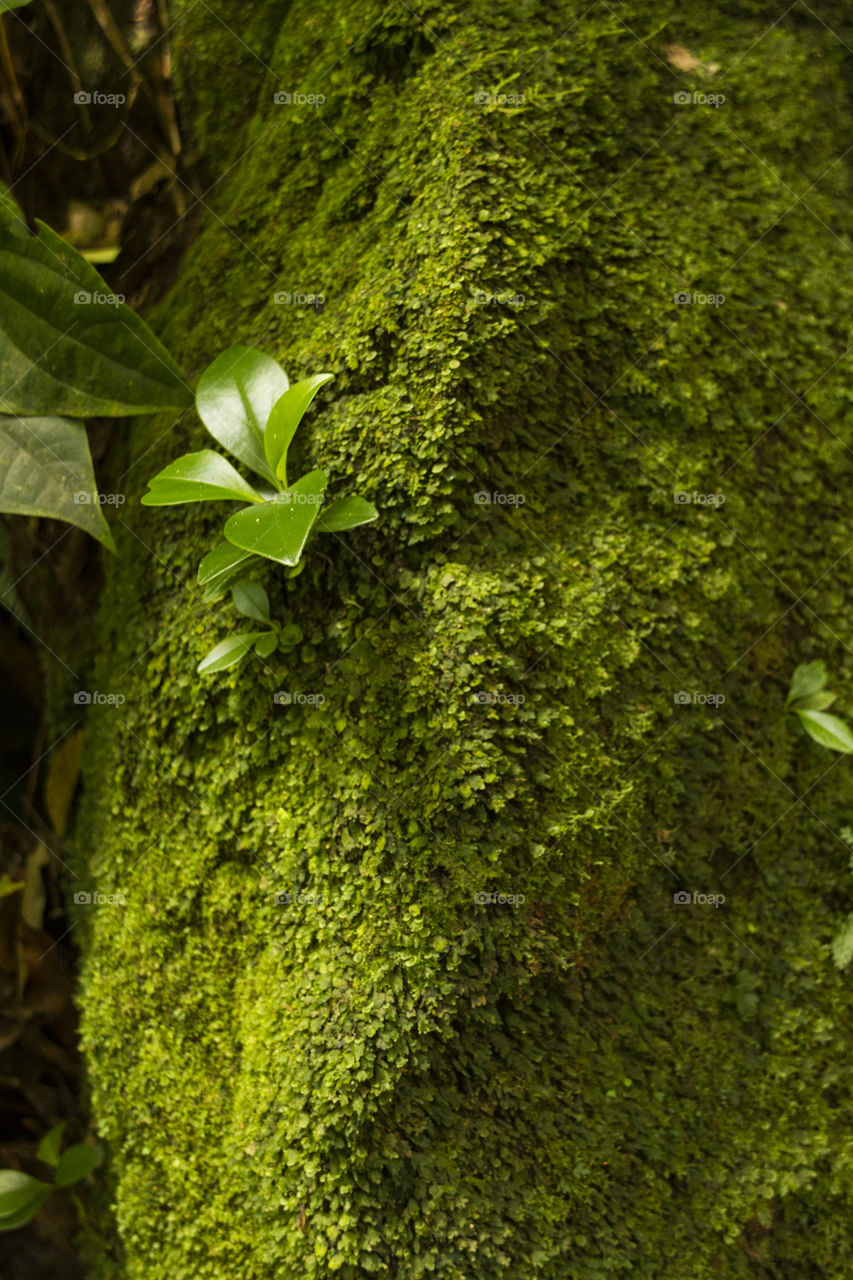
(0, 1122), (102, 1233)
(196, 580), (303, 674)
(786, 659), (853, 752)
(142, 346), (378, 674)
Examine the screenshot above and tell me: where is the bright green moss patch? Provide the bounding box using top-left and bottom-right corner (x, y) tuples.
(71, 1), (853, 1275)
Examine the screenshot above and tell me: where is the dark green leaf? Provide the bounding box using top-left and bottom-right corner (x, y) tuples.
(264, 373), (333, 485)
(142, 450), (262, 506)
(0, 218), (191, 416)
(0, 1188), (50, 1232)
(0, 415), (115, 549)
(316, 495), (378, 534)
(36, 1122), (65, 1169)
(0, 1170), (51, 1217)
(54, 1143), (103, 1187)
(197, 632), (269, 675)
(232, 581), (270, 623)
(196, 347), (288, 484)
(786, 660), (828, 706)
(796, 709), (853, 753)
(223, 470), (326, 566)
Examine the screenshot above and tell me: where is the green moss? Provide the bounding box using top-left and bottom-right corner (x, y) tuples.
(71, 1), (853, 1275)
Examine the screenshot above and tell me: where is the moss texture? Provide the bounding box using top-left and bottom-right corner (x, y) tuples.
(71, 1), (853, 1275)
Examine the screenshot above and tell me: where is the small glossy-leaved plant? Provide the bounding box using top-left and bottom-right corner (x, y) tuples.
(197, 580), (303, 675)
(0, 1122), (102, 1233)
(786, 659), (853, 753)
(142, 346), (378, 673)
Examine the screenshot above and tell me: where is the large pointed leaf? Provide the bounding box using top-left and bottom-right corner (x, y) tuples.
(0, 216), (191, 416)
(141, 450), (262, 506)
(0, 415), (115, 549)
(786, 660), (827, 706)
(0, 1170), (50, 1217)
(316, 495), (378, 534)
(198, 632), (269, 674)
(796, 709), (853, 753)
(264, 373), (333, 485)
(196, 347), (288, 484)
(54, 1142), (103, 1187)
(223, 469), (326, 566)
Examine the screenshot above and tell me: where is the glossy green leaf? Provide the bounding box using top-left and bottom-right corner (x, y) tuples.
(0, 217), (191, 416)
(254, 632), (278, 658)
(0, 1188), (50, 1232)
(0, 415), (115, 549)
(790, 689), (836, 712)
(796, 709), (853, 753)
(0, 1), (35, 12)
(196, 542), (257, 596)
(54, 1142), (103, 1187)
(223, 470), (326, 566)
(232, 581), (270, 623)
(316, 495), (378, 534)
(36, 1122), (66, 1169)
(197, 632), (269, 675)
(0, 1170), (50, 1217)
(786, 660), (828, 706)
(142, 450), (262, 506)
(196, 347), (288, 484)
(264, 374), (333, 485)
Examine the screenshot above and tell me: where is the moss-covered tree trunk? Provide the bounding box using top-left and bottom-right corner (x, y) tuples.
(72, 2), (853, 1275)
